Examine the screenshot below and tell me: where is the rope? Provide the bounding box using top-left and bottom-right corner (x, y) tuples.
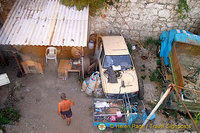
(115, 7), (144, 49)
(114, 6), (166, 80)
(174, 84), (200, 94)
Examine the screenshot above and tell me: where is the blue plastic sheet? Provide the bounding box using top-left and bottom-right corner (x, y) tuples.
(160, 29), (200, 65)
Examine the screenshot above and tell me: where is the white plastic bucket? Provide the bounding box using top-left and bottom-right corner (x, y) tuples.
(88, 72), (99, 91)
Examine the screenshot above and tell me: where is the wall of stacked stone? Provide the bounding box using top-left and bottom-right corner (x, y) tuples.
(89, 0), (200, 42)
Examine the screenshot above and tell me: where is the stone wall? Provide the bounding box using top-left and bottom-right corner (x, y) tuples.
(89, 0), (200, 42)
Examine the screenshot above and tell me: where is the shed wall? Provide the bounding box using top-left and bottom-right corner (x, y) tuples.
(15, 46), (95, 59)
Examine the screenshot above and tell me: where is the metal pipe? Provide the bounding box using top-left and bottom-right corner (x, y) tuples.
(172, 85), (200, 133)
(141, 86), (172, 126)
(81, 47), (84, 77)
(94, 113), (137, 117)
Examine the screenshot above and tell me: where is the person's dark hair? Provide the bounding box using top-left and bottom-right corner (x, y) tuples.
(60, 93), (66, 100)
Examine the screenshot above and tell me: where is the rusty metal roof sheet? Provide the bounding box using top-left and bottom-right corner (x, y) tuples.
(0, 0), (89, 47)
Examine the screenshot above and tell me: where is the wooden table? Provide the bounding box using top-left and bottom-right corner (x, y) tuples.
(58, 59), (81, 79)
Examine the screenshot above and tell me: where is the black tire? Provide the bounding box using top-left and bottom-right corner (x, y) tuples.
(138, 78), (144, 100)
(182, 89), (196, 100)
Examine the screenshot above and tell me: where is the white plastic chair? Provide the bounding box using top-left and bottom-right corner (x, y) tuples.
(45, 47), (57, 63)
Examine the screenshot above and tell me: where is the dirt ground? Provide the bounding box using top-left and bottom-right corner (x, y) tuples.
(0, 60), (99, 133)
(0, 46), (198, 133)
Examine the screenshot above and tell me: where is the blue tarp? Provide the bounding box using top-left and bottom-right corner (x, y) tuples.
(160, 29), (200, 66)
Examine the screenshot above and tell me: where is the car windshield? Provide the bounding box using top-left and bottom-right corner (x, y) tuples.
(103, 55), (133, 68)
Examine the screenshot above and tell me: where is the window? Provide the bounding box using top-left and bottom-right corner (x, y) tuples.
(103, 55), (133, 69)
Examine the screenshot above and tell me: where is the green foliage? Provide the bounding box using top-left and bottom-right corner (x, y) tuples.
(114, 128), (124, 133)
(61, 0), (120, 16)
(0, 108), (20, 125)
(114, 128), (133, 133)
(144, 37), (161, 47)
(169, 111), (177, 118)
(157, 59), (161, 66)
(177, 0), (190, 19)
(195, 112), (200, 123)
(141, 75), (146, 80)
(149, 69), (163, 83)
(0, 125), (6, 133)
(126, 43), (133, 54)
(78, 76), (84, 83)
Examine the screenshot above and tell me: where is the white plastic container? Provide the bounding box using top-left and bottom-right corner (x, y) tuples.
(88, 40), (94, 50)
(88, 72), (99, 91)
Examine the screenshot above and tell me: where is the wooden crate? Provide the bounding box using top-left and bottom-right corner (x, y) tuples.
(21, 60), (44, 74)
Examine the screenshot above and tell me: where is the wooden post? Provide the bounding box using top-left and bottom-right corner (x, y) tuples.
(0, 51), (7, 65)
(142, 85), (172, 127)
(13, 52), (24, 77)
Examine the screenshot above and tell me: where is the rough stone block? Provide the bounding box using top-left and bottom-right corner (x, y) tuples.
(146, 3), (155, 8)
(153, 27), (160, 32)
(154, 4), (165, 9)
(130, 0), (137, 2)
(158, 9), (170, 18)
(167, 5), (174, 10)
(167, 22), (178, 28)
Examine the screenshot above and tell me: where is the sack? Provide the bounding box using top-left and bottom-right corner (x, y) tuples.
(88, 72), (99, 91)
(82, 79), (88, 92)
(85, 86), (93, 95)
(95, 77), (101, 89)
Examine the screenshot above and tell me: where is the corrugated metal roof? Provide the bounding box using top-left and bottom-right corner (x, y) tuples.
(0, 0), (89, 47)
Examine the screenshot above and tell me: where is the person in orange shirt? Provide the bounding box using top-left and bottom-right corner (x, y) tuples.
(57, 93), (75, 126)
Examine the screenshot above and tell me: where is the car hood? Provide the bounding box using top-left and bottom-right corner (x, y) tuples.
(101, 68), (139, 94)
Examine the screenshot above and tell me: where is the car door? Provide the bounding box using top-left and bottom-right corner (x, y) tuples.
(98, 44), (103, 72)
(98, 45), (106, 92)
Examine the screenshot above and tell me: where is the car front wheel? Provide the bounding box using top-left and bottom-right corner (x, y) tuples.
(138, 78), (144, 100)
